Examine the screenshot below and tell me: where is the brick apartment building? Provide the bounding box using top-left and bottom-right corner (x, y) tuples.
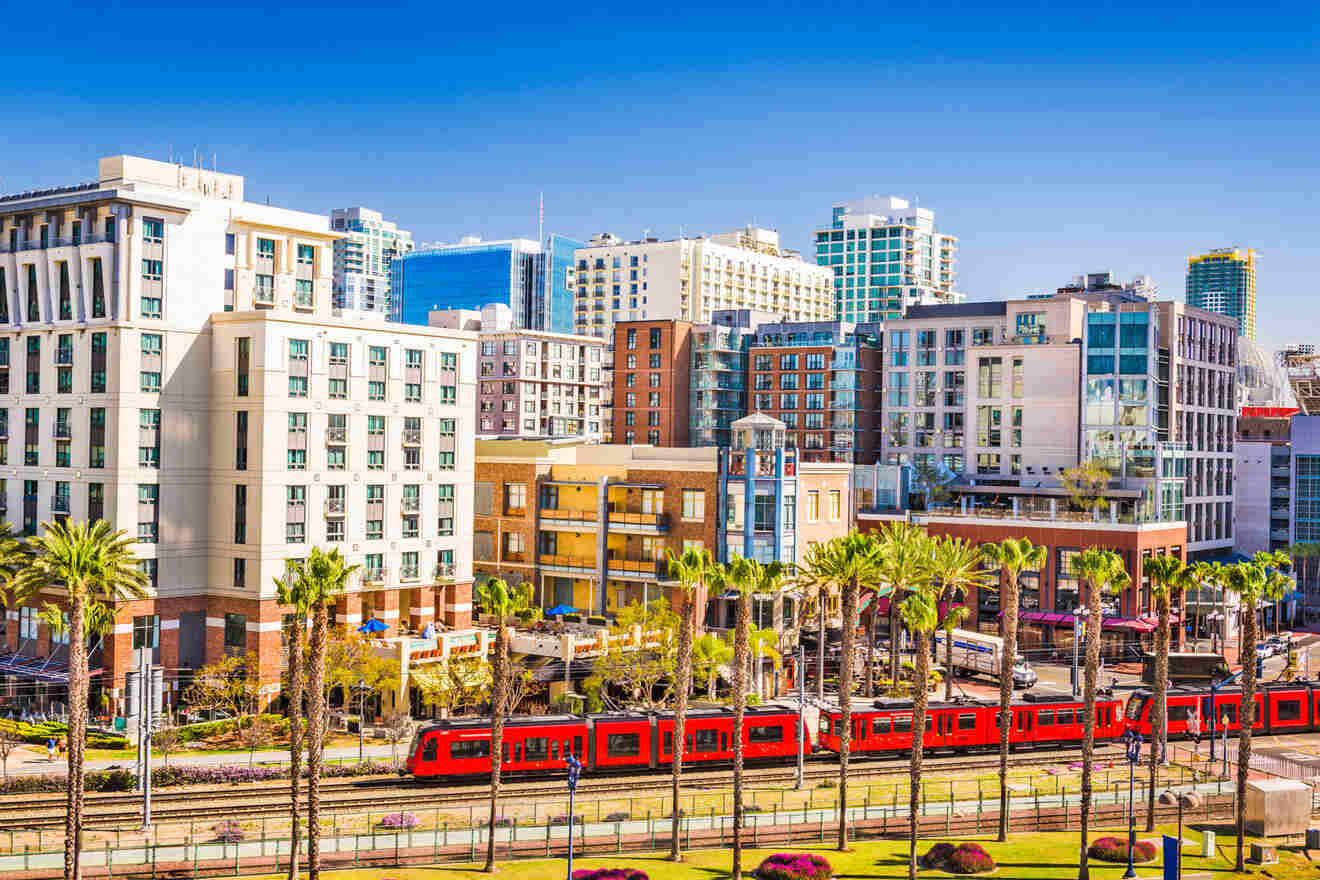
(612, 321), (692, 447)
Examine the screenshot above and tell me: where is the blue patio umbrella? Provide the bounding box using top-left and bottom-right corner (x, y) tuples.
(545, 604), (577, 617)
(358, 618), (388, 634)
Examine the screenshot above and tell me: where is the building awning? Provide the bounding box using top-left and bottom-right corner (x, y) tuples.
(0, 652), (102, 684)
(1011, 612), (1179, 632)
(948, 484), (1145, 500)
(609, 482), (664, 489)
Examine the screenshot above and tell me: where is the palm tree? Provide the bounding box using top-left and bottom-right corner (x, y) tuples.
(276, 565), (314, 880)
(1191, 561), (1224, 652)
(474, 576), (532, 873)
(878, 521), (930, 693)
(810, 532), (882, 850)
(929, 537), (994, 702)
(9, 520), (144, 880)
(1074, 548), (1130, 880)
(796, 544), (838, 702)
(899, 572), (938, 880)
(980, 536), (1046, 842)
(663, 545), (713, 862)
(292, 547), (358, 880)
(1263, 563), (1292, 635)
(692, 632), (733, 700)
(1142, 554), (1188, 831)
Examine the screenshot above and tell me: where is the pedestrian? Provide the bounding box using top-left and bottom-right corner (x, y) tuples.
(46, 736), (56, 762)
(58, 737), (66, 758)
(1188, 703), (1202, 756)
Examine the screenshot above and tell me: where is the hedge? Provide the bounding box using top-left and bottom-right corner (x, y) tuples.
(0, 759), (396, 794)
(920, 842), (996, 875)
(1088, 836), (1157, 864)
(175, 715), (291, 744)
(0, 719), (128, 750)
(754, 852), (833, 880)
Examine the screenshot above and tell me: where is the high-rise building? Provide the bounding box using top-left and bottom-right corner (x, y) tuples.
(0, 155), (477, 709)
(1186, 247), (1257, 340)
(429, 303), (608, 440)
(611, 320), (694, 447)
(392, 234), (583, 333)
(330, 207), (413, 319)
(573, 228), (833, 340)
(815, 195), (962, 323)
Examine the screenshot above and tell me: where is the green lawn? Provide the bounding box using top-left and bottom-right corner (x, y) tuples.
(249, 825), (1319, 879)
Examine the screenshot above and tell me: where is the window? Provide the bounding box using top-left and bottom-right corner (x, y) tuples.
(297, 244), (315, 265)
(682, 489), (705, 520)
(235, 411), (248, 470)
(234, 485), (247, 543)
(236, 338), (250, 396)
(450, 739), (491, 760)
(141, 218), (164, 243)
(649, 328), (662, 348)
(747, 725), (783, 744)
(90, 332), (107, 392)
(223, 613), (246, 654)
(137, 484), (158, 543)
(806, 491), (819, 521)
(828, 490), (841, 521)
(977, 357), (1002, 398)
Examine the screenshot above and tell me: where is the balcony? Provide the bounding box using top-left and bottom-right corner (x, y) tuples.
(326, 427), (347, 444)
(606, 557), (663, 580)
(402, 428), (422, 445)
(607, 511), (669, 533)
(51, 495), (71, 514)
(540, 508), (599, 529)
(55, 349), (73, 366)
(254, 286), (276, 306)
(1272, 529), (1291, 542)
(401, 497), (421, 513)
(400, 565), (420, 582)
(434, 562), (457, 580)
(325, 498), (347, 516)
(1272, 466), (1291, 477)
(538, 554), (596, 574)
(364, 567), (390, 585)
(53, 423), (72, 439)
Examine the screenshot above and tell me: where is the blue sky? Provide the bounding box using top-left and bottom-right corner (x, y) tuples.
(5, 0), (1317, 348)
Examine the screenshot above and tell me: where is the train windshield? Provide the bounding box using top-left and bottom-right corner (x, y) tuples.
(1124, 693), (1147, 721)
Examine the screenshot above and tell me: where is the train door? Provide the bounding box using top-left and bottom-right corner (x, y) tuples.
(1014, 707), (1034, 744)
(1267, 689), (1309, 734)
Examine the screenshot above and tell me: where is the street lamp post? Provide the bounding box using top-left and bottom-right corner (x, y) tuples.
(795, 643), (805, 790)
(565, 753), (582, 879)
(1122, 728), (1143, 880)
(1071, 605), (1088, 698)
(1208, 682), (1220, 763)
(357, 678), (367, 763)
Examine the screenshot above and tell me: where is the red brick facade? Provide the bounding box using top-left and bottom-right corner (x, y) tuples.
(611, 320), (692, 447)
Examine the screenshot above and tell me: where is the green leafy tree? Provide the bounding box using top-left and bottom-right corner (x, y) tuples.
(876, 521), (931, 694)
(1191, 561), (1225, 652)
(980, 536), (1046, 842)
(748, 627), (783, 701)
(1074, 549), (1130, 880)
(795, 544), (839, 702)
(9, 520), (143, 880)
(1060, 459), (1111, 515)
(473, 577), (532, 873)
(664, 542), (714, 858)
(692, 632), (733, 700)
(930, 537), (994, 702)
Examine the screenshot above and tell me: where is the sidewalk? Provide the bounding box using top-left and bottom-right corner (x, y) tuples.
(7, 743), (397, 775)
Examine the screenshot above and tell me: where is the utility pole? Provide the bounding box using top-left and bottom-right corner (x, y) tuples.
(138, 647), (152, 830)
(795, 643), (805, 790)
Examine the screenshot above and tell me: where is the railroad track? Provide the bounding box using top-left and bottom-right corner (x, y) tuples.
(0, 744), (1121, 831)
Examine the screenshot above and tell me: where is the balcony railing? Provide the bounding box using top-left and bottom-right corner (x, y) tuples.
(402, 428), (422, 445)
(51, 495), (71, 513)
(53, 423), (72, 439)
(434, 562), (457, 580)
(400, 565), (419, 582)
(606, 557), (662, 577)
(541, 508), (598, 524)
(326, 427), (347, 444)
(325, 498), (347, 516)
(607, 511), (668, 529)
(401, 497), (421, 513)
(55, 349), (73, 366)
(254, 286), (276, 305)
(538, 554), (595, 571)
(364, 567), (389, 585)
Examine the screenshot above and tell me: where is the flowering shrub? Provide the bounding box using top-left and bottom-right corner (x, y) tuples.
(947, 843), (996, 874)
(570, 870), (648, 880)
(549, 814), (584, 826)
(378, 812), (419, 830)
(920, 843), (957, 868)
(0, 759), (397, 795)
(754, 852), (833, 880)
(1088, 837), (1156, 864)
(212, 821), (245, 843)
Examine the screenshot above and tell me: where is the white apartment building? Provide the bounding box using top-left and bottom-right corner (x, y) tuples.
(573, 227), (834, 339)
(330, 206), (414, 318)
(881, 299), (1088, 478)
(816, 195), (963, 323)
(430, 304), (607, 440)
(0, 156), (476, 707)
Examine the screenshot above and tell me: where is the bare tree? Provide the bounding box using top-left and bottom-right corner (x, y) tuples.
(238, 715), (274, 769)
(0, 728), (19, 782)
(381, 712), (413, 767)
(152, 717), (181, 767)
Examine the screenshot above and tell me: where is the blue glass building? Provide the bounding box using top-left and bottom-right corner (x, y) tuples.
(391, 235), (583, 332)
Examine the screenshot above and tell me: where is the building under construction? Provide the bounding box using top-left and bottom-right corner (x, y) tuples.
(1282, 344), (1320, 415)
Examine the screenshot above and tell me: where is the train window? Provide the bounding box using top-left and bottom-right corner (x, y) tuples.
(1168, 704), (1192, 722)
(958, 713), (976, 731)
(525, 737), (549, 760)
(1218, 705), (1237, 725)
(1057, 708), (1074, 725)
(422, 737), (438, 761)
(819, 716), (831, 735)
(893, 716), (913, 733)
(925, 716), (933, 731)
(748, 724), (783, 744)
(504, 743), (511, 763)
(574, 736), (583, 756)
(721, 733), (728, 751)
(1037, 710), (1054, 726)
(664, 732), (673, 754)
(1124, 694), (1146, 721)
(1278, 699), (1303, 722)
(607, 733), (641, 757)
(694, 729), (719, 751)
(872, 717), (891, 736)
(553, 741), (560, 760)
(451, 738), (491, 759)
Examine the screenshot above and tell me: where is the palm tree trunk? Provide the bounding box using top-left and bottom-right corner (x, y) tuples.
(908, 626), (930, 880)
(1078, 581), (1103, 880)
(1236, 605), (1258, 873)
(485, 624), (508, 873)
(65, 592), (86, 880)
(287, 620), (304, 880)
(816, 598), (826, 702)
(1146, 592), (1169, 832)
(670, 590), (694, 862)
(731, 593), (749, 880)
(838, 575), (857, 851)
(888, 603), (901, 688)
(997, 571), (1018, 843)
(944, 623), (954, 702)
(865, 609), (876, 697)
(306, 605), (327, 880)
